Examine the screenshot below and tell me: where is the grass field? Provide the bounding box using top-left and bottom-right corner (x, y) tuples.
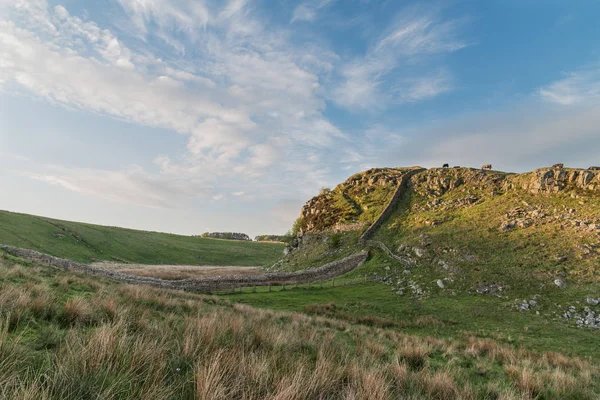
(0, 210), (283, 266)
(2, 253), (599, 399)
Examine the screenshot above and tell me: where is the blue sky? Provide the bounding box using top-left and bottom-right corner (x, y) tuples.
(1, 0), (599, 237)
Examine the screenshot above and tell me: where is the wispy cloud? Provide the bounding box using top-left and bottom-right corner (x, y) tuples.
(539, 66), (600, 105)
(24, 164), (211, 208)
(0, 0), (345, 192)
(332, 5), (468, 110)
(291, 0), (334, 23)
(0, 0), (474, 214)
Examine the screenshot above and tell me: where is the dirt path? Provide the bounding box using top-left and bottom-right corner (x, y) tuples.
(91, 262), (262, 280)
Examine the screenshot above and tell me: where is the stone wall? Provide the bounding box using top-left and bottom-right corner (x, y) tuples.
(359, 168), (425, 242)
(0, 245), (368, 292)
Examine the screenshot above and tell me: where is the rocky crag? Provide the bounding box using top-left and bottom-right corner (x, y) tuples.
(281, 164), (600, 325)
(298, 166), (600, 234)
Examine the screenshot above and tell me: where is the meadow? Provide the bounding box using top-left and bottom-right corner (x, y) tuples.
(1, 252), (599, 399)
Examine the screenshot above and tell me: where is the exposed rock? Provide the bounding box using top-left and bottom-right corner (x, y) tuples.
(500, 221), (516, 231)
(587, 297), (600, 306)
(413, 247), (425, 258)
(511, 167), (600, 194)
(476, 284), (504, 296)
(554, 278), (566, 289)
(436, 279), (445, 289)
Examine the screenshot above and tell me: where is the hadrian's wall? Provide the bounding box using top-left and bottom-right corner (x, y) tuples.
(0, 245), (368, 292)
(359, 168), (425, 242)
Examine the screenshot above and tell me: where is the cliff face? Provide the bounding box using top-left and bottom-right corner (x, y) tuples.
(299, 166), (600, 233)
(507, 168), (600, 194)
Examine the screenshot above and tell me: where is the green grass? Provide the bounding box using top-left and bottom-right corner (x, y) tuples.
(0, 209), (283, 266)
(228, 274), (600, 361)
(2, 253), (600, 399)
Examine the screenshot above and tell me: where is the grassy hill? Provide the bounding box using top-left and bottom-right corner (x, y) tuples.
(0, 210), (283, 266)
(239, 166), (600, 368)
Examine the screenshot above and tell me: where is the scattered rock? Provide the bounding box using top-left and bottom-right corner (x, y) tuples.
(476, 284), (504, 296)
(436, 279), (445, 289)
(413, 247), (425, 258)
(554, 278), (566, 289)
(587, 297), (600, 306)
(500, 221), (516, 231)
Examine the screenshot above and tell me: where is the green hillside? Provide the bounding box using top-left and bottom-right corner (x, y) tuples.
(0, 210), (283, 266)
(249, 166), (600, 360)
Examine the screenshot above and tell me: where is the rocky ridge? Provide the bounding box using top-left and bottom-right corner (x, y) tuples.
(299, 166), (600, 233)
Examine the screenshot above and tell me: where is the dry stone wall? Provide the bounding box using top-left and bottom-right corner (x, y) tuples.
(0, 245), (368, 292)
(359, 168), (426, 242)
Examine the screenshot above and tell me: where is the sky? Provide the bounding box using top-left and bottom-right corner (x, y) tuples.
(1, 0), (599, 237)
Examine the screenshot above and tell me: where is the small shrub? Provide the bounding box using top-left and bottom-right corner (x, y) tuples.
(291, 217), (306, 236)
(327, 233), (343, 249)
(398, 345), (429, 371)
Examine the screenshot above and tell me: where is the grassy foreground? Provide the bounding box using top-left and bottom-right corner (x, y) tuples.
(1, 253), (599, 399)
(0, 210), (283, 266)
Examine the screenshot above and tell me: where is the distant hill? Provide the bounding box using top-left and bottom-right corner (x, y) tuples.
(0, 210), (283, 266)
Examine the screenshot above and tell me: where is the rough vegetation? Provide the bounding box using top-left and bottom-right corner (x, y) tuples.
(0, 210), (282, 266)
(254, 235), (286, 243)
(2, 254), (599, 399)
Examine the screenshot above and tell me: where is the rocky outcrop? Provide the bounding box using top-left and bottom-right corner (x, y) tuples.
(411, 167), (507, 197)
(507, 168), (600, 194)
(299, 168), (411, 232)
(298, 166), (599, 234)
(0, 245), (368, 292)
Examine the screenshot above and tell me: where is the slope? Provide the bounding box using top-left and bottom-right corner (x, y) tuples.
(0, 210), (283, 266)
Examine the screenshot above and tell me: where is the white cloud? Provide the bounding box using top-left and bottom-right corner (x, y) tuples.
(332, 5), (468, 110)
(0, 0), (347, 190)
(117, 0), (211, 35)
(539, 66), (600, 105)
(0, 0), (474, 216)
(371, 100), (600, 172)
(291, 0), (334, 23)
(24, 164), (210, 208)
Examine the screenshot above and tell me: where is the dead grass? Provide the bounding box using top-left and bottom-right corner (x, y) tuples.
(0, 258), (598, 399)
(94, 262), (263, 280)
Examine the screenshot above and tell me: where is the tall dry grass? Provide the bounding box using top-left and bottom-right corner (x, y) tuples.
(0, 258), (598, 399)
